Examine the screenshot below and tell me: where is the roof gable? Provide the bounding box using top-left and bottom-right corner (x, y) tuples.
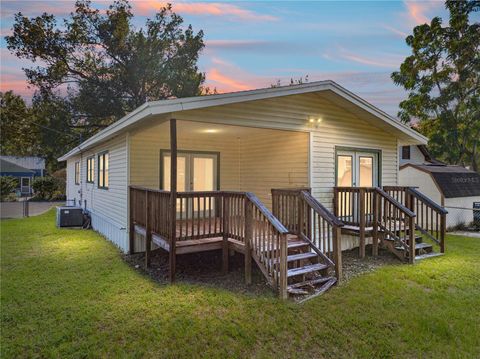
(59, 80), (428, 161)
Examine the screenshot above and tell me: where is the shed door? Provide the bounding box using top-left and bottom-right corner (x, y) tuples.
(20, 177), (31, 194)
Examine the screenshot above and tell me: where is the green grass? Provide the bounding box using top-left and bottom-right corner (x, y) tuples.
(1, 210), (480, 358)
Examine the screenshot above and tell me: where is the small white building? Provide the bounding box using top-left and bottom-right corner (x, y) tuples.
(399, 149), (480, 229)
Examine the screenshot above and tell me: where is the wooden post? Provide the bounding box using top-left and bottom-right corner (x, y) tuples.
(409, 215), (415, 264)
(145, 190), (151, 269)
(333, 188), (338, 217)
(297, 196), (304, 236)
(129, 187), (135, 254)
(333, 226), (342, 281)
(440, 214), (446, 253)
(222, 195), (229, 274)
(359, 188), (366, 259)
(279, 234), (288, 300)
(372, 191), (379, 257)
(169, 118), (177, 283)
(244, 199), (253, 284)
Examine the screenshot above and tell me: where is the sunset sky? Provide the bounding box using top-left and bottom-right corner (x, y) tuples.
(0, 0), (457, 117)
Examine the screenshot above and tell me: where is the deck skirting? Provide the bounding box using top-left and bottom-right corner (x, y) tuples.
(90, 210), (129, 252)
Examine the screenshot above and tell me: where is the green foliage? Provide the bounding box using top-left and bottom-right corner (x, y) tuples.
(0, 176), (18, 200)
(31, 176), (64, 200)
(392, 0), (480, 171)
(0, 91), (40, 155)
(1, 211), (480, 357)
(6, 0), (206, 139)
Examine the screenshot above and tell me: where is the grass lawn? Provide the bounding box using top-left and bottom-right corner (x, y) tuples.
(1, 210), (479, 358)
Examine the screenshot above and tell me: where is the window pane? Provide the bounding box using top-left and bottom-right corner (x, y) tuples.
(359, 157), (373, 187)
(105, 153), (109, 170)
(193, 157), (214, 191)
(163, 155), (186, 191)
(337, 155), (352, 186)
(104, 170), (109, 187)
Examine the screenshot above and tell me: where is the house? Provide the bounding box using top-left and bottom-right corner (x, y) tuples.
(0, 156), (45, 195)
(59, 81), (447, 299)
(399, 163), (480, 228)
(398, 144), (444, 166)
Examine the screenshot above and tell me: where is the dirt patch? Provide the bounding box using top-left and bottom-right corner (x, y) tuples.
(340, 245), (400, 282)
(124, 249), (275, 297)
(124, 245), (401, 297)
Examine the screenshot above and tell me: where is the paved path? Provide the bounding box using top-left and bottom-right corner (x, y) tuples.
(0, 202), (64, 219)
(450, 231), (480, 239)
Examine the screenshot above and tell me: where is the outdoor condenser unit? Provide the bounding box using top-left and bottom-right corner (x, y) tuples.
(56, 206), (84, 227)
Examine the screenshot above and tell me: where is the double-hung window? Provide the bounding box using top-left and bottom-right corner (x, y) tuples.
(86, 157), (94, 183)
(98, 152), (109, 189)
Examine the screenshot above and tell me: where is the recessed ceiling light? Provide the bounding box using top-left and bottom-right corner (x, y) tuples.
(204, 129), (218, 133)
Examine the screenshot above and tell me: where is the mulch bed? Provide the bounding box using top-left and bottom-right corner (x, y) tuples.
(124, 245), (401, 297)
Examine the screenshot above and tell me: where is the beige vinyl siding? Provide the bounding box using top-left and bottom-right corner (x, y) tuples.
(175, 92), (399, 210)
(239, 130), (308, 206)
(129, 121), (309, 208)
(81, 134), (128, 227)
(399, 145), (425, 166)
(129, 122), (241, 190)
(66, 134), (128, 228)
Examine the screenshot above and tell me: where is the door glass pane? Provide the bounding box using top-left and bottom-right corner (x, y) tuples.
(193, 157), (214, 192)
(21, 178), (29, 187)
(359, 156), (373, 187)
(193, 157), (215, 211)
(163, 155), (186, 191)
(337, 155), (353, 186)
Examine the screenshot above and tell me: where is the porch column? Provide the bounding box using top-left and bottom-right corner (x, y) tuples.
(169, 118), (177, 282)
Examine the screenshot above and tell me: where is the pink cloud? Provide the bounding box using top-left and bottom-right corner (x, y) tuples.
(134, 1), (278, 21)
(402, 1), (444, 26)
(382, 25), (409, 39)
(207, 68), (253, 92)
(331, 47), (404, 69)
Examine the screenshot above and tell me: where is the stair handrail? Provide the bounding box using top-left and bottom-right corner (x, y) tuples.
(299, 190), (344, 228)
(406, 187), (447, 252)
(406, 188), (448, 215)
(375, 188), (416, 218)
(374, 188), (417, 263)
(245, 192), (289, 234)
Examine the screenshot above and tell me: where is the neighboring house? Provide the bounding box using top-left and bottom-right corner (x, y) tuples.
(399, 163), (480, 228)
(59, 81), (447, 298)
(0, 156), (45, 195)
(398, 144), (444, 166)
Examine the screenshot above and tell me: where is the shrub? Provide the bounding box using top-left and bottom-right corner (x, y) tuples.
(0, 176), (18, 201)
(32, 177), (64, 200)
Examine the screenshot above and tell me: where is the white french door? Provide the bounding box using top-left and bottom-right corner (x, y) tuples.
(336, 149), (379, 222)
(336, 150), (379, 188)
(161, 151), (218, 192)
(161, 151), (218, 216)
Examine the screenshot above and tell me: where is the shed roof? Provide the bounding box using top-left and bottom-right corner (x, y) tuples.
(58, 80), (428, 161)
(401, 163), (480, 198)
(0, 158), (35, 174)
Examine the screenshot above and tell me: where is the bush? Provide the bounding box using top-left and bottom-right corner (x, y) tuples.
(0, 176), (18, 201)
(32, 177), (64, 200)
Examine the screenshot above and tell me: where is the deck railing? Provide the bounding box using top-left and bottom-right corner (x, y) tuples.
(375, 188), (416, 262)
(129, 186), (290, 298)
(271, 188), (344, 280)
(384, 186), (447, 253)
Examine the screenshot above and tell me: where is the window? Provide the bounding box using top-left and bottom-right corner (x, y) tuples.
(97, 152), (109, 189)
(402, 145), (411, 160)
(74, 162), (80, 185)
(86, 157), (94, 183)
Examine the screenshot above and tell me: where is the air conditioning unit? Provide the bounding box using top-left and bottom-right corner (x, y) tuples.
(56, 206), (84, 227)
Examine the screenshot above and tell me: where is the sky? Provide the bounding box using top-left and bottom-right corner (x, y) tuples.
(0, 0), (456, 117)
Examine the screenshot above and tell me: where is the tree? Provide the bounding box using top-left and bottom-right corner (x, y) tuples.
(6, 0), (206, 138)
(0, 91), (40, 155)
(392, 0), (480, 171)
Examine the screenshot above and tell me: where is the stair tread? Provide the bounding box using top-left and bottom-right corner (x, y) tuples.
(287, 263), (328, 277)
(297, 278), (337, 303)
(287, 240), (309, 249)
(287, 276), (332, 290)
(415, 252), (444, 260)
(415, 242), (433, 249)
(287, 252), (318, 262)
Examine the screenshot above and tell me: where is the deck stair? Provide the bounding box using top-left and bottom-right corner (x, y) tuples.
(270, 189), (344, 301)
